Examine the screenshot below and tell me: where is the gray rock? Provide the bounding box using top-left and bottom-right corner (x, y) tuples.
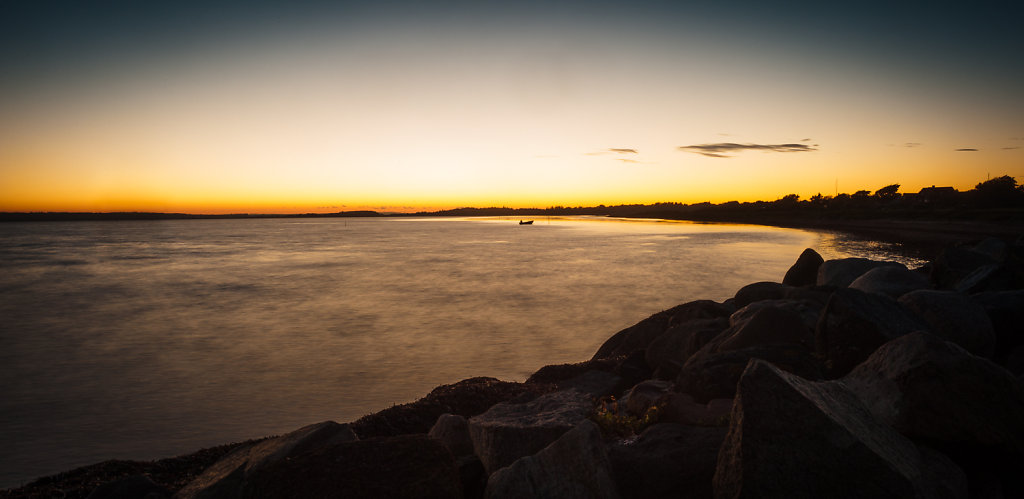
(783, 248), (824, 287)
(815, 287), (929, 377)
(733, 282), (786, 308)
(932, 246), (997, 290)
(843, 332), (1024, 455)
(713, 360), (967, 499)
(175, 421), (358, 499)
(429, 413), (475, 457)
(716, 305), (812, 352)
(593, 300), (733, 360)
(609, 423), (727, 499)
(973, 237), (1009, 263)
(849, 266), (930, 298)
(728, 298), (823, 333)
(645, 318), (728, 380)
(817, 257), (905, 288)
(485, 420), (619, 499)
(659, 392), (733, 427)
(622, 379), (673, 417)
(898, 290), (996, 358)
(468, 389), (595, 474)
(675, 343), (822, 403)
(556, 370), (623, 398)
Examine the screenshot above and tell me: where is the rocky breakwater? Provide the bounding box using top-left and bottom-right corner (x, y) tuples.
(8, 237), (1024, 499)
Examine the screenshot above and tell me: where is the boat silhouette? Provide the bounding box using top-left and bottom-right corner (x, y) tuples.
(519, 220), (534, 225)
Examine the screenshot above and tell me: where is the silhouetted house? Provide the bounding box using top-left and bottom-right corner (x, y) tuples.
(917, 185), (958, 204)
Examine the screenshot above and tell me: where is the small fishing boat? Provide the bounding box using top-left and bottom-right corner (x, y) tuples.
(519, 220), (534, 225)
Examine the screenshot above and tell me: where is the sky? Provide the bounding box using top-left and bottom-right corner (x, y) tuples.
(1, 0), (1022, 213)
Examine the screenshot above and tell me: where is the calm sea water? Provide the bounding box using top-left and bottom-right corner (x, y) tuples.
(0, 217), (923, 488)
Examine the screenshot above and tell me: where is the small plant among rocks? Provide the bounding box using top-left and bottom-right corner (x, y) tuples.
(589, 396), (661, 438)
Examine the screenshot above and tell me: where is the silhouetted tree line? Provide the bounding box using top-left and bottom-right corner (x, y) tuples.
(414, 175), (1024, 222)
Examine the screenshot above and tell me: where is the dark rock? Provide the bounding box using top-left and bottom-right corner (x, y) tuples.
(733, 281), (786, 308)
(609, 423), (727, 499)
(675, 344), (822, 403)
(351, 377), (550, 439)
(614, 350), (653, 388)
(972, 237), (1009, 263)
(898, 290), (996, 358)
(555, 370), (623, 398)
(658, 392), (733, 427)
(468, 389), (596, 474)
(175, 421), (358, 499)
(245, 434), (462, 499)
(592, 300), (733, 360)
(954, 264), (1004, 293)
(645, 318), (728, 380)
(727, 299), (822, 333)
(972, 290), (1024, 364)
(849, 265), (930, 298)
(817, 257), (905, 288)
(457, 455), (487, 499)
(782, 248), (824, 287)
(1006, 345), (1024, 376)
(87, 474), (169, 499)
(815, 287), (929, 377)
(484, 420), (618, 499)
(429, 413), (475, 457)
(843, 332), (1024, 455)
(932, 246), (997, 290)
(622, 380), (673, 417)
(526, 358), (618, 386)
(716, 305), (812, 352)
(713, 360), (968, 499)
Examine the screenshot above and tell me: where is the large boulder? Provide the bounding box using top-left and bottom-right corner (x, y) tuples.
(843, 332), (1024, 455)
(932, 246), (998, 290)
(593, 300), (733, 360)
(713, 360), (967, 499)
(733, 282), (787, 308)
(645, 318), (728, 380)
(484, 420), (618, 499)
(429, 413), (475, 457)
(243, 434), (462, 498)
(849, 266), (931, 298)
(622, 379), (674, 417)
(815, 287), (929, 377)
(658, 392), (733, 427)
(817, 258), (904, 288)
(727, 298), (823, 333)
(972, 290), (1024, 365)
(175, 421), (358, 499)
(716, 305), (813, 353)
(676, 344), (822, 403)
(898, 290), (996, 358)
(609, 423), (727, 499)
(782, 248), (824, 287)
(468, 389), (595, 474)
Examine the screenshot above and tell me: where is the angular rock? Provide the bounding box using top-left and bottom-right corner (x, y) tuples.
(733, 281), (786, 308)
(783, 248), (824, 287)
(972, 290), (1024, 364)
(659, 392), (733, 427)
(716, 305), (812, 353)
(645, 318), (728, 380)
(609, 423), (727, 499)
(593, 300), (732, 360)
(714, 360), (967, 499)
(244, 434), (461, 498)
(898, 290), (996, 358)
(675, 344), (822, 403)
(728, 298), (823, 333)
(429, 413), (475, 457)
(815, 287), (929, 377)
(468, 389), (595, 474)
(622, 379), (673, 417)
(843, 332), (1024, 455)
(175, 421), (358, 499)
(849, 266), (930, 298)
(932, 246), (997, 290)
(817, 257), (905, 288)
(485, 420), (618, 499)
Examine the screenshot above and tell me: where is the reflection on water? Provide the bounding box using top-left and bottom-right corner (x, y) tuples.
(0, 217), (920, 487)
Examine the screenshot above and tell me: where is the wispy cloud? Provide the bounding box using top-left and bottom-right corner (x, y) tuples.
(677, 142), (818, 158)
(954, 148), (979, 152)
(904, 142), (922, 148)
(616, 158), (639, 163)
(1003, 147), (1021, 150)
(585, 147), (639, 156)
(609, 148), (637, 154)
